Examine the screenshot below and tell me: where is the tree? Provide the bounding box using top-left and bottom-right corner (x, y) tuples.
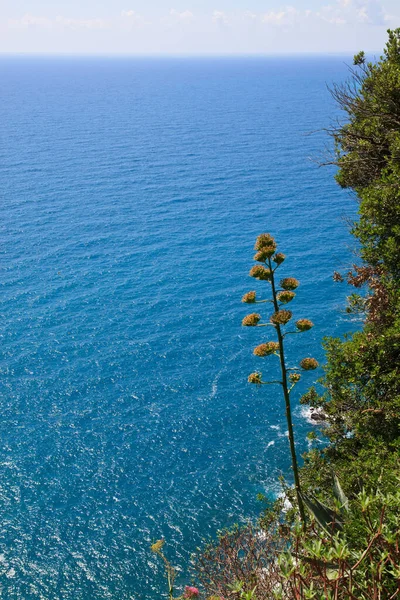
(301, 28), (400, 496)
(330, 28), (400, 295)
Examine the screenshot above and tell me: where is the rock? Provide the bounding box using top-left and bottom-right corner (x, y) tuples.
(310, 410), (327, 423)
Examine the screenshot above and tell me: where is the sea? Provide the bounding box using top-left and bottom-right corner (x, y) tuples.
(0, 56), (358, 599)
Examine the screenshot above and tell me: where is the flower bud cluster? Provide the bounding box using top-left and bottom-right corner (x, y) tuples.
(296, 319), (314, 332)
(254, 233), (275, 250)
(248, 372), (263, 384)
(273, 252), (285, 265)
(277, 291), (296, 304)
(242, 313), (261, 326)
(300, 358), (319, 371)
(253, 342), (279, 357)
(270, 310), (292, 325)
(249, 265), (272, 281)
(289, 373), (301, 383)
(242, 291), (256, 304)
(280, 277), (300, 291)
(151, 539), (165, 553)
(254, 246), (276, 262)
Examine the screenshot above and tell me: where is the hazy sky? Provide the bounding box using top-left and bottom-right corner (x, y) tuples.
(1, 0), (399, 55)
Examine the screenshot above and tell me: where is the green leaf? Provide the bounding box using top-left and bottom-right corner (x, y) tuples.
(301, 493), (343, 534)
(293, 553), (339, 571)
(326, 568), (340, 581)
(332, 472), (349, 513)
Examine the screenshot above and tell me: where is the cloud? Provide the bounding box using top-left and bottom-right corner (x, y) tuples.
(261, 10), (286, 24)
(169, 9), (194, 21)
(244, 11), (258, 20)
(318, 0), (386, 25)
(8, 14), (52, 29)
(8, 13), (109, 30)
(5, 1), (390, 43)
(262, 7), (300, 25)
(121, 10), (147, 27)
(255, 0), (386, 27)
(212, 10), (229, 25)
(55, 16), (109, 30)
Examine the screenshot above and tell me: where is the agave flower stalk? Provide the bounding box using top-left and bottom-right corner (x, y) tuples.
(242, 234), (319, 526)
(268, 255), (307, 525)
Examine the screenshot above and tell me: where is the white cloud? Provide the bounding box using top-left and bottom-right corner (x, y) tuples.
(261, 10), (286, 24)
(121, 10), (147, 26)
(356, 6), (370, 22)
(170, 9), (194, 21)
(8, 14), (52, 29)
(8, 13), (109, 30)
(212, 10), (229, 25)
(4, 0), (393, 55)
(318, 0), (386, 25)
(55, 16), (109, 30)
(261, 6), (300, 25)
(244, 11), (258, 20)
(255, 0), (386, 27)
(6, 2), (387, 35)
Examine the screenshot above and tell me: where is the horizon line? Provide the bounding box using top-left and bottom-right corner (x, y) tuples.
(0, 50), (381, 58)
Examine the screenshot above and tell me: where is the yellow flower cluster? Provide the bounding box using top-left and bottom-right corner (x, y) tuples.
(253, 342), (280, 357)
(273, 252), (285, 265)
(280, 277), (300, 290)
(249, 265), (272, 281)
(296, 319), (314, 331)
(242, 313), (261, 326)
(300, 358), (319, 370)
(289, 373), (301, 383)
(151, 539), (165, 554)
(242, 291), (257, 303)
(254, 245), (276, 262)
(270, 310), (292, 325)
(254, 233), (275, 250)
(277, 291), (296, 304)
(248, 372), (263, 384)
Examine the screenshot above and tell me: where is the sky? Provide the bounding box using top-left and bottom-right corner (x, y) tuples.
(1, 0), (399, 55)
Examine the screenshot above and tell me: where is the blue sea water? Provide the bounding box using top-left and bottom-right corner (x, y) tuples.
(0, 56), (357, 599)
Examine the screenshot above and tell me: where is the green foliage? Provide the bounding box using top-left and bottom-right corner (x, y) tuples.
(333, 29), (400, 192)
(295, 30), (400, 599)
(332, 472), (349, 513)
(344, 293), (366, 315)
(331, 29), (400, 293)
(278, 485), (400, 599)
(299, 473), (348, 535)
(304, 322), (400, 447)
(196, 484), (400, 599)
(301, 493), (343, 534)
(228, 581), (257, 600)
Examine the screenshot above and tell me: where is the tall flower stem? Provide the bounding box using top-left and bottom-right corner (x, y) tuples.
(268, 257), (306, 525)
